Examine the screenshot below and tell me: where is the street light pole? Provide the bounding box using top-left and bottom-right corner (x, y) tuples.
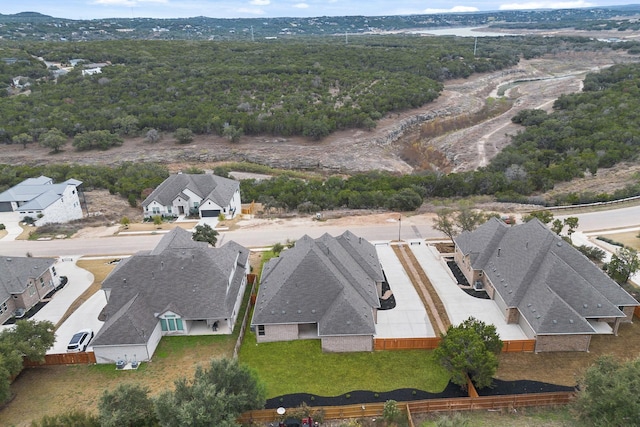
(398, 215), (401, 241)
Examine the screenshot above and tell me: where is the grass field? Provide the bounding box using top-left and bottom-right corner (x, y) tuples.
(239, 335), (450, 398)
(596, 230), (640, 251)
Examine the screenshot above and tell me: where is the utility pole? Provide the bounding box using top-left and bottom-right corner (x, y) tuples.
(251, 25), (255, 42)
(398, 216), (401, 241)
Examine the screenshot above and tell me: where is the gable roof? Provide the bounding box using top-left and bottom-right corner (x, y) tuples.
(252, 231), (383, 336)
(455, 218), (639, 336)
(141, 173), (239, 208)
(0, 256), (56, 302)
(0, 176), (82, 210)
(93, 228), (248, 346)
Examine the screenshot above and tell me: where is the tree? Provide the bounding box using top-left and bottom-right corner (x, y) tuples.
(39, 128), (67, 153)
(113, 115), (139, 136)
(433, 208), (458, 241)
(433, 317), (502, 390)
(192, 223), (218, 246)
(271, 242), (284, 256)
(154, 358), (265, 427)
(455, 204), (488, 233)
(523, 210), (554, 224)
(564, 216), (579, 242)
(10, 319), (56, 362)
(606, 247), (640, 284)
(551, 218), (564, 235)
(174, 128), (194, 144)
(0, 320), (55, 404)
(145, 128), (160, 143)
(12, 133), (32, 149)
(99, 383), (158, 427)
(222, 123), (243, 143)
(574, 356), (640, 427)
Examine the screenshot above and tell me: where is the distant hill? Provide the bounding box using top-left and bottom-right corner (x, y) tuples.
(2, 5), (640, 41)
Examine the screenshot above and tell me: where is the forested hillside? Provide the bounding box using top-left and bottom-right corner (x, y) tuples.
(0, 36), (618, 144)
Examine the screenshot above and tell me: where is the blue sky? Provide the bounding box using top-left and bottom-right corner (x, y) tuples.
(1, 0), (630, 20)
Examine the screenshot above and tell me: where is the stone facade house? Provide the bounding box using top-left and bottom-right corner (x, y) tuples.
(454, 218), (639, 352)
(0, 256), (60, 324)
(0, 176), (84, 225)
(252, 231), (384, 352)
(91, 227), (249, 364)
(142, 173), (241, 220)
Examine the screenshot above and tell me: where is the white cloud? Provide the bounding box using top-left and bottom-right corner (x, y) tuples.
(237, 7), (266, 15)
(250, 0), (270, 5)
(499, 0), (594, 10)
(293, 3), (310, 8)
(423, 5), (480, 13)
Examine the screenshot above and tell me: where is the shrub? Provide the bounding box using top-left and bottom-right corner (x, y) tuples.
(0, 223), (5, 230)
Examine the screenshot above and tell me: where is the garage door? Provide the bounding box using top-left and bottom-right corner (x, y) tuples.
(201, 209), (220, 217)
(0, 202), (12, 212)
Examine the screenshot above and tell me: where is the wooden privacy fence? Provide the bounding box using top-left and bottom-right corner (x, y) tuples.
(502, 339), (536, 352)
(374, 337), (440, 350)
(24, 351), (96, 367)
(238, 392), (575, 424)
(374, 337), (535, 353)
(634, 305), (640, 319)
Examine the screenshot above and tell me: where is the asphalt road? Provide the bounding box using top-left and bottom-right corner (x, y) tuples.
(0, 204), (639, 257)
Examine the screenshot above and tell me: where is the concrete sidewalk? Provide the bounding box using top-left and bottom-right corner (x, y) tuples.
(374, 245), (435, 338)
(409, 243), (528, 340)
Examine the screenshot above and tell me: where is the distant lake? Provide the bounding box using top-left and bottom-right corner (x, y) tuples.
(412, 27), (522, 37)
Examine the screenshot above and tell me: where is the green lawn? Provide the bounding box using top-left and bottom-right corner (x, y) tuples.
(239, 333), (450, 398)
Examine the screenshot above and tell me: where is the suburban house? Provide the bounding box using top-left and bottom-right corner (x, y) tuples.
(142, 173), (241, 220)
(91, 227), (249, 364)
(252, 231), (384, 352)
(453, 218), (639, 352)
(0, 256), (60, 324)
(0, 176), (84, 226)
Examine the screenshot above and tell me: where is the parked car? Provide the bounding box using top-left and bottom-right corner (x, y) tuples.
(67, 329), (93, 352)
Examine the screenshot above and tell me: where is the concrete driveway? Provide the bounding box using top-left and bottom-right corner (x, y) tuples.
(25, 256), (106, 354)
(0, 212), (23, 241)
(49, 291), (106, 354)
(374, 244), (435, 338)
(409, 243), (528, 340)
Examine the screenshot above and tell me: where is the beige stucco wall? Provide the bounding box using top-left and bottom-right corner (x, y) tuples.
(321, 335), (373, 352)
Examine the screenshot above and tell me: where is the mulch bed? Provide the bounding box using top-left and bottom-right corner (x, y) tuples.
(266, 380), (575, 408)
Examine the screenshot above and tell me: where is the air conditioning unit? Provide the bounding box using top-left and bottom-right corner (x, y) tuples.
(474, 281), (484, 291)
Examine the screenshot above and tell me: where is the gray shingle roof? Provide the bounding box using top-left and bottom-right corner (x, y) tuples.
(252, 231), (382, 336)
(455, 218), (638, 336)
(0, 256), (55, 302)
(141, 173), (239, 208)
(93, 228), (248, 346)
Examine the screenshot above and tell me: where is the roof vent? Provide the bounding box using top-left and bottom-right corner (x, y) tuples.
(497, 248), (501, 257)
(123, 278), (126, 283)
(6, 258), (11, 262)
(297, 310), (301, 314)
(311, 309), (316, 314)
(556, 241), (563, 247)
(527, 303), (532, 307)
(597, 303), (602, 308)
(552, 319), (557, 324)
(583, 304), (588, 309)
(281, 310), (286, 314)
(569, 319), (574, 324)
